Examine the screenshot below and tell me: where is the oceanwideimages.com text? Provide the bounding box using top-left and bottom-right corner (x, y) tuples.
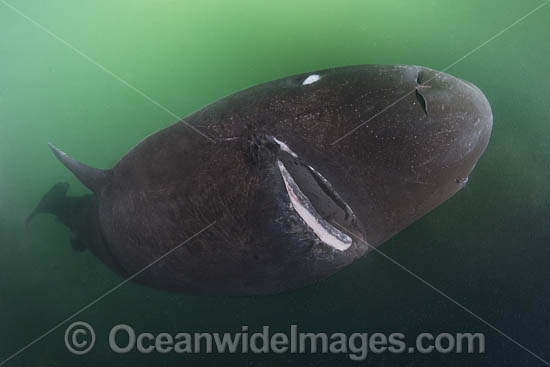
(65, 322), (485, 360)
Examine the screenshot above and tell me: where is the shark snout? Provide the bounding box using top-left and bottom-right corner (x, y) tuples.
(414, 67), (493, 180)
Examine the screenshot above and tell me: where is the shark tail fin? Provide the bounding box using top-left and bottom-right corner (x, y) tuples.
(48, 143), (111, 192)
(25, 182), (70, 226)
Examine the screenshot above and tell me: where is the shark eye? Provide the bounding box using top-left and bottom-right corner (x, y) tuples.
(302, 74), (321, 85)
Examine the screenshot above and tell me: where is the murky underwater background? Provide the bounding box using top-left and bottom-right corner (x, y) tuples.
(1, 0), (549, 365)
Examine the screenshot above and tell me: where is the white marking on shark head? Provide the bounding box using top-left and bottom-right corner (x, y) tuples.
(302, 74), (321, 85)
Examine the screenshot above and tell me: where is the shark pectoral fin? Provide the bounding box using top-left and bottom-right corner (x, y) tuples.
(48, 143), (111, 192)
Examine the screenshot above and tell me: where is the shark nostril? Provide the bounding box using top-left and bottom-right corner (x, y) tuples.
(415, 89), (428, 115)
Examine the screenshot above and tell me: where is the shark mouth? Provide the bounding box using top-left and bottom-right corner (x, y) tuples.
(273, 138), (356, 251)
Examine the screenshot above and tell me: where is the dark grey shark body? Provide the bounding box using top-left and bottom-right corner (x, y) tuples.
(30, 65), (493, 295)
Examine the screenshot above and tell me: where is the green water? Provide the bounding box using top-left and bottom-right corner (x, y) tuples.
(1, 0), (549, 365)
